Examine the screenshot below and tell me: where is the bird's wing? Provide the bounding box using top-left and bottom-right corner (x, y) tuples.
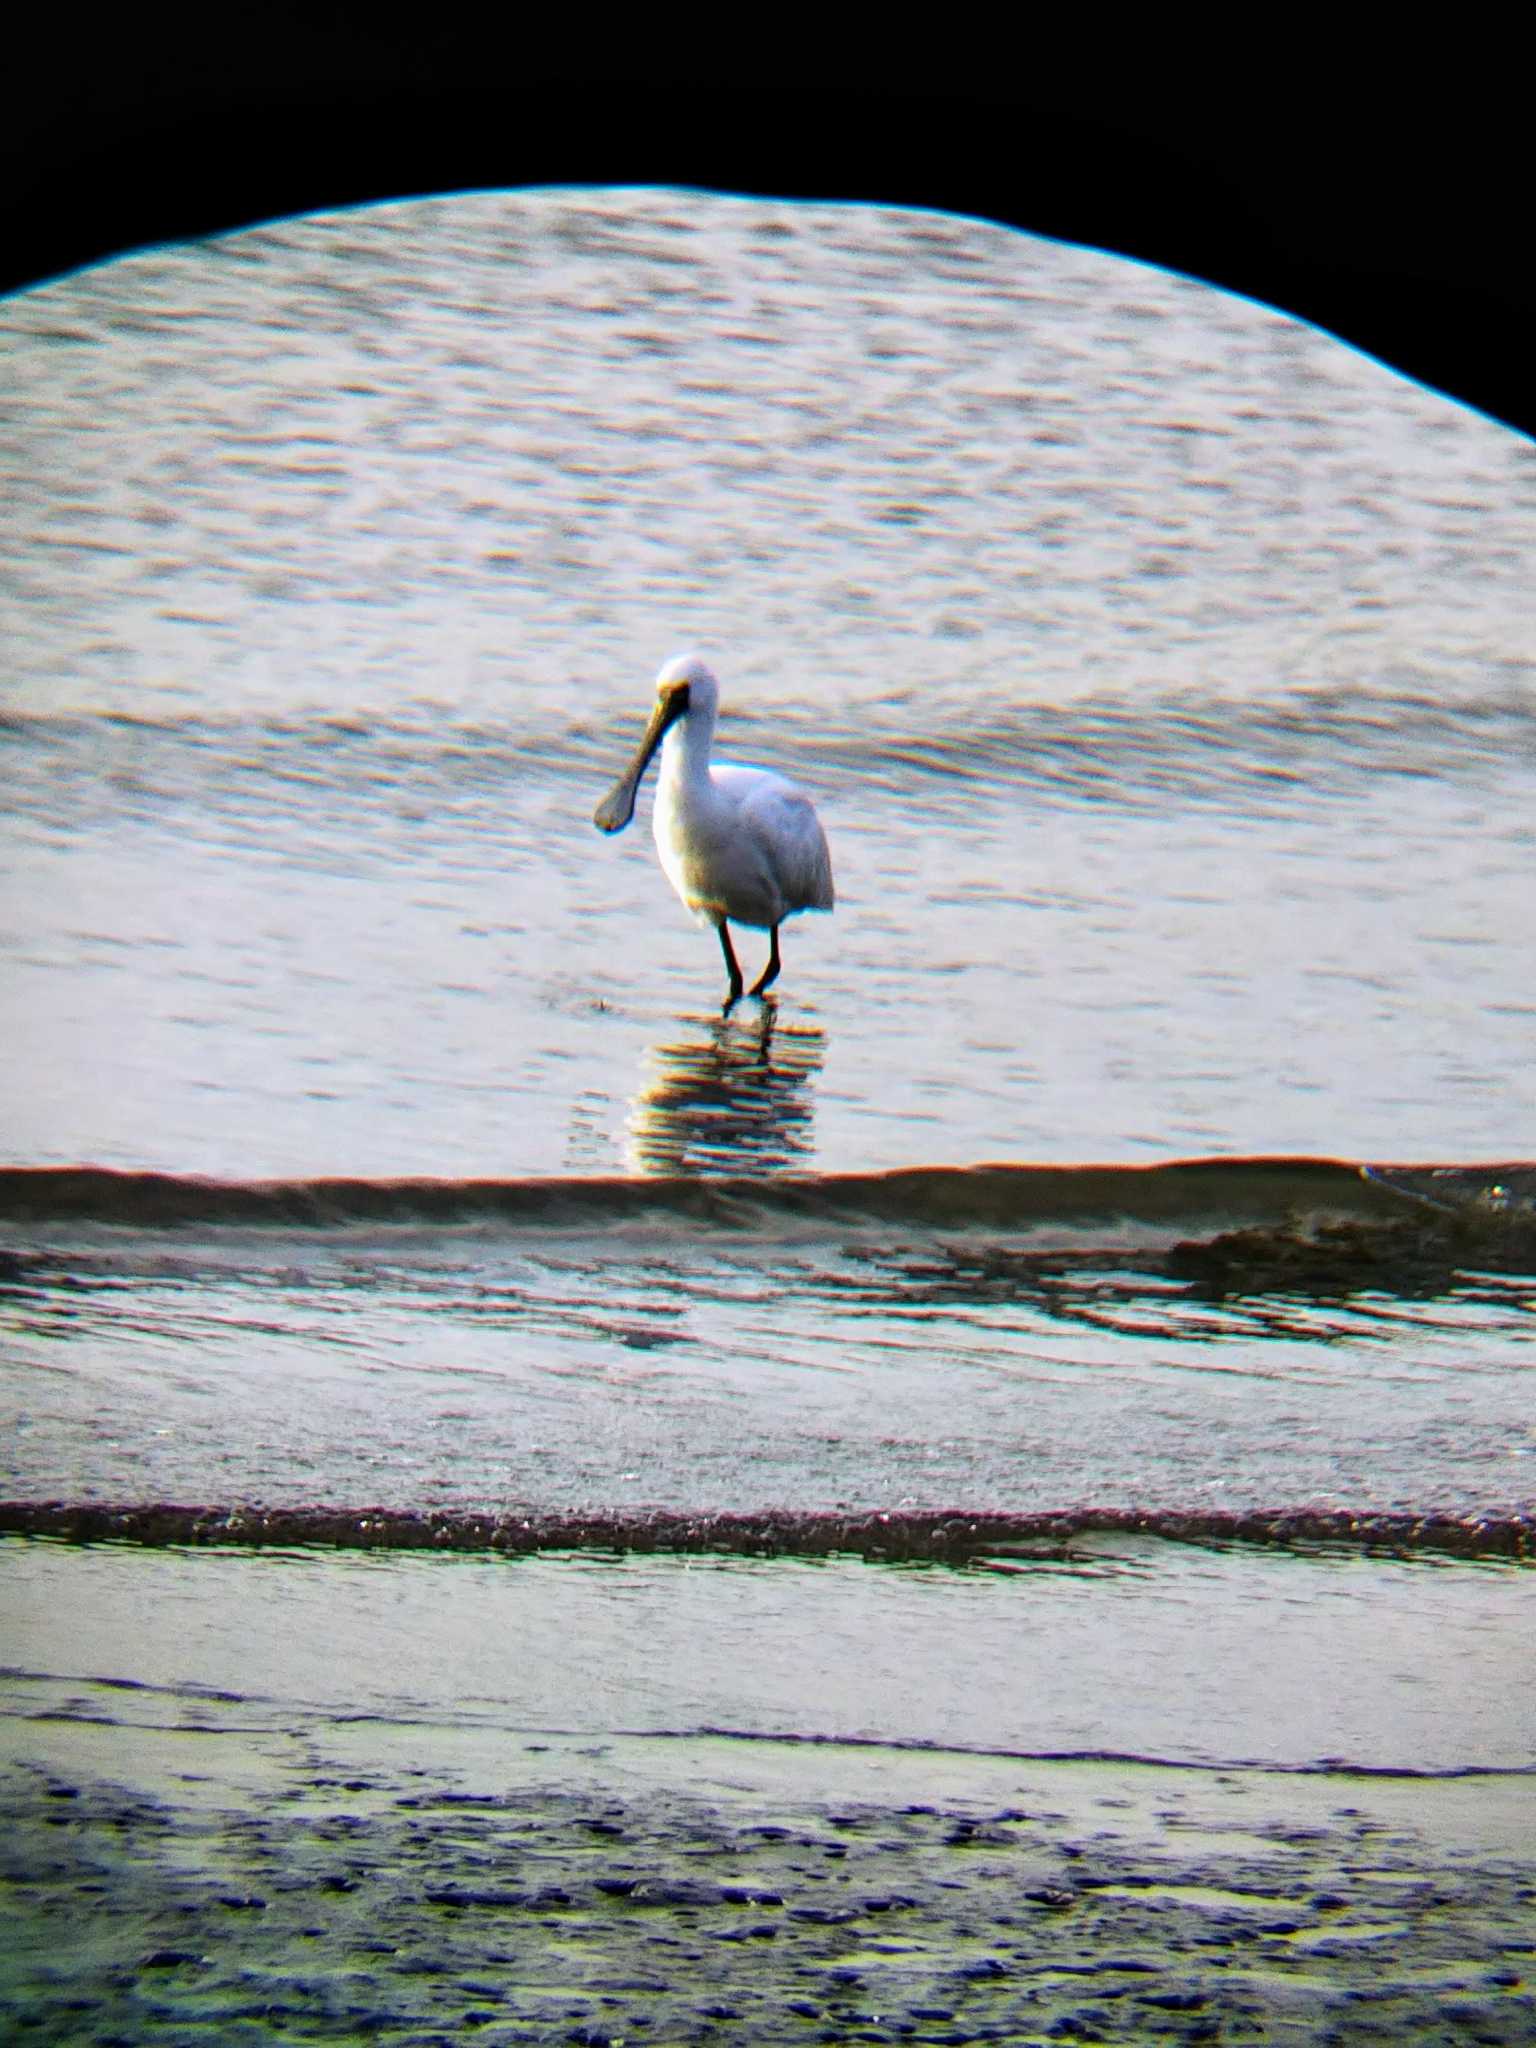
(719, 767), (835, 913)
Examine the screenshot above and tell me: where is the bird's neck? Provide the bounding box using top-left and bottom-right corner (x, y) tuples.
(661, 711), (716, 787)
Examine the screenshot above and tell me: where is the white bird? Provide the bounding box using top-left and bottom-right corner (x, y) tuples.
(593, 654), (835, 1004)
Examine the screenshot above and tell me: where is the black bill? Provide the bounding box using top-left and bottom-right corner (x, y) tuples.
(592, 687), (689, 834)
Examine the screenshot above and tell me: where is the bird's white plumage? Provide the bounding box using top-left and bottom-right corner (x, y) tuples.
(593, 653), (834, 998)
(653, 679), (833, 929)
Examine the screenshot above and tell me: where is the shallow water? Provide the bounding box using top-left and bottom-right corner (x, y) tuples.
(3, 1166), (1535, 1519)
(5, 1537), (1533, 1773)
(2, 191), (1534, 1867)
(2, 188), (1534, 1185)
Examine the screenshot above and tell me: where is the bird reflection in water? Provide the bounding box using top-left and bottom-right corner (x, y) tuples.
(626, 1006), (826, 1176)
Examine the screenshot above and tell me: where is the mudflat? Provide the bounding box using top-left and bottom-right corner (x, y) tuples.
(5, 1718), (1533, 2046)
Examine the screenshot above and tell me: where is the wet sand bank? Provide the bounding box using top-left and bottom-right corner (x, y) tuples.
(5, 1725), (1534, 2046)
(3, 1537), (1532, 2041)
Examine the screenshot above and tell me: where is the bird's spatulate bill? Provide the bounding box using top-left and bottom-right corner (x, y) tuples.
(593, 770), (642, 834)
(592, 693), (680, 835)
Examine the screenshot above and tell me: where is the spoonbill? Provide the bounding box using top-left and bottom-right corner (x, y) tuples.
(593, 654), (835, 1004)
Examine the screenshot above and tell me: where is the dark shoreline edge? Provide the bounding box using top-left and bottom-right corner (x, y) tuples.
(0, 1155), (1405, 1230)
(2, 1502), (1530, 1562)
(5, 1161), (1536, 1303)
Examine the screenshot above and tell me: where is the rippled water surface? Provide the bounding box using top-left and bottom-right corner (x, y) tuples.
(3, 187), (1533, 1183)
(2, 190), (1533, 1730)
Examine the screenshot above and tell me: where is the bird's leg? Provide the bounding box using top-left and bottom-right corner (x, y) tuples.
(718, 922), (745, 1008)
(749, 924), (782, 998)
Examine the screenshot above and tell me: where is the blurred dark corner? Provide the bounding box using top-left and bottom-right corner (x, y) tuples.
(4, 24), (1528, 439)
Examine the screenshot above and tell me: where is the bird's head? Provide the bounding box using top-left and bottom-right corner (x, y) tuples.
(592, 653), (718, 835)
(652, 651), (718, 725)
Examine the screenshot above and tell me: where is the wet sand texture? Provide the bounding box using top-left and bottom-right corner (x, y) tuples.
(5, 1760), (1534, 2046)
